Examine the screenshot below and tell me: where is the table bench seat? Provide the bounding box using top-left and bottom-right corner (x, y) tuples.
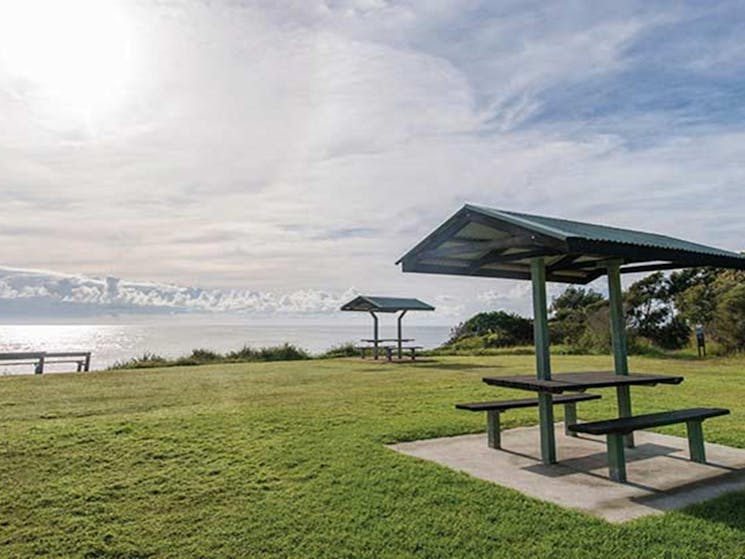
(356, 345), (423, 361)
(569, 407), (730, 482)
(456, 393), (601, 449)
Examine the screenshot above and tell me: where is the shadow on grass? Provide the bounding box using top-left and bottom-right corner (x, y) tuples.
(413, 362), (503, 372)
(680, 486), (745, 531)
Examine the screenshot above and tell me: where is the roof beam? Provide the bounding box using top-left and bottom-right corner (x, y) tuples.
(559, 257), (628, 271)
(546, 254), (581, 272)
(419, 235), (542, 260)
(401, 260), (601, 285)
(620, 262), (693, 274)
(466, 248), (555, 273)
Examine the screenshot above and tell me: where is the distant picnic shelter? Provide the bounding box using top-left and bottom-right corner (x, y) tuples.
(341, 295), (434, 360)
(397, 204), (745, 473)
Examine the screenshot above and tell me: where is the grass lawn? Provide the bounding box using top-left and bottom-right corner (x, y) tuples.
(2, 355), (745, 558)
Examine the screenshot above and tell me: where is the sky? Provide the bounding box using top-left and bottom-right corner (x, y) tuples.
(1, 0), (745, 323)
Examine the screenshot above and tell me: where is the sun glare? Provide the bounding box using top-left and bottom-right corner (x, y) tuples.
(0, 0), (135, 118)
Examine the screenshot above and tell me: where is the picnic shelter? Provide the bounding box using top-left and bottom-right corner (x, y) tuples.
(397, 204), (745, 479)
(341, 295), (434, 360)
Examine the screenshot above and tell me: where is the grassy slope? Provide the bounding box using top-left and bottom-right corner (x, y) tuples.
(1, 355), (745, 558)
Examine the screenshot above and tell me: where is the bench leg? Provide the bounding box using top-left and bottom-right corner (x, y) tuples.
(487, 410), (501, 449)
(687, 420), (706, 463)
(607, 433), (627, 483)
(410, 348), (416, 361)
(564, 403), (578, 437)
(385, 347), (393, 362)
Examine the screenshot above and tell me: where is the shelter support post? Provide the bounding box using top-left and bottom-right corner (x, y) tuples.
(607, 433), (627, 482)
(531, 257), (556, 465)
(369, 311), (379, 360)
(608, 261), (634, 448)
(397, 310), (407, 360)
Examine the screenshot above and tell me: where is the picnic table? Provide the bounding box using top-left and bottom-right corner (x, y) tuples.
(482, 371), (684, 394)
(479, 370), (730, 482)
(358, 338), (421, 361)
(482, 371), (685, 449)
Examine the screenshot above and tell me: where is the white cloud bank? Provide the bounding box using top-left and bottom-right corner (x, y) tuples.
(0, 266), (363, 316)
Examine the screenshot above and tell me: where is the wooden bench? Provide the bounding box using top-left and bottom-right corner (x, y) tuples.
(568, 407), (730, 482)
(456, 393), (602, 450)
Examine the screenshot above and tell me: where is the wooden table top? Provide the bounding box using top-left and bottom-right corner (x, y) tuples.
(482, 371), (684, 394)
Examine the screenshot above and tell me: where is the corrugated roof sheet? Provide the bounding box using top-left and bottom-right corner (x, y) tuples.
(469, 205), (740, 259)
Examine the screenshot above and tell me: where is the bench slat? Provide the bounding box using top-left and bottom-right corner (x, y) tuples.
(456, 393), (601, 412)
(568, 407), (730, 436)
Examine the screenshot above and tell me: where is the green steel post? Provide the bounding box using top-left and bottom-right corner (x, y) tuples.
(397, 310), (407, 360)
(607, 261), (634, 448)
(487, 410), (501, 449)
(564, 403), (578, 437)
(370, 311), (379, 360)
(607, 433), (627, 482)
(531, 258), (556, 465)
(687, 420), (706, 463)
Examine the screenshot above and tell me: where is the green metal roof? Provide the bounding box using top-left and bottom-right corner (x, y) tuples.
(397, 204), (745, 284)
(341, 295), (435, 313)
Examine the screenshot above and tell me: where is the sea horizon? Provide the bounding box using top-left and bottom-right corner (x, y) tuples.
(0, 317), (453, 373)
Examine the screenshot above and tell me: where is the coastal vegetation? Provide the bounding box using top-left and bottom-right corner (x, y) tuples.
(443, 268), (745, 357)
(1, 355), (745, 557)
(108, 343), (311, 369)
(106, 268), (745, 371)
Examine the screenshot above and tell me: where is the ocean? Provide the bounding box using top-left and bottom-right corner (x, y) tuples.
(0, 319), (452, 373)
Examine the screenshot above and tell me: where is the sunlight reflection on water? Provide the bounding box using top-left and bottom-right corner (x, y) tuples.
(0, 322), (450, 374)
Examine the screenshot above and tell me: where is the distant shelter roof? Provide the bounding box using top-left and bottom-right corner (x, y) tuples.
(397, 204), (745, 284)
(341, 295), (435, 313)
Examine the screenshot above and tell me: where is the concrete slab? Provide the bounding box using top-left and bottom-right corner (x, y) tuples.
(389, 425), (745, 522)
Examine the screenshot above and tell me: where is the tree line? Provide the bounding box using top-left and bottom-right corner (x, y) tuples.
(445, 268), (745, 355)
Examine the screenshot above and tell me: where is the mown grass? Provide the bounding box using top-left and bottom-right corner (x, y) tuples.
(1, 354), (745, 558)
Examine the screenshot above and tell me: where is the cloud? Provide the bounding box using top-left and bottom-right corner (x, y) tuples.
(1, 1), (745, 320)
(0, 266), (360, 316)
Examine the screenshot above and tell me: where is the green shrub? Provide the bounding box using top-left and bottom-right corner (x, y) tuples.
(108, 343), (310, 370)
(109, 352), (170, 370)
(319, 342), (359, 358)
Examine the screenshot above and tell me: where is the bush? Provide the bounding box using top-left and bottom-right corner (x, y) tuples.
(257, 344), (310, 362)
(175, 348), (224, 366)
(447, 311), (533, 346)
(319, 342), (360, 358)
(109, 352), (170, 370)
(710, 283), (745, 353)
(108, 343), (311, 370)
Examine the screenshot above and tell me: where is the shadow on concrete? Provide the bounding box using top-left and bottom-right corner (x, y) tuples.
(520, 442), (679, 476)
(633, 468), (745, 521)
